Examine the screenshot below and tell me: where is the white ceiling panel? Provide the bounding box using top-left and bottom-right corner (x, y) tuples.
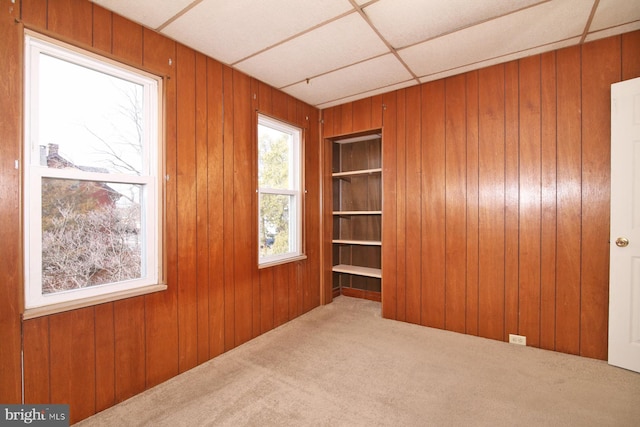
(161, 0), (353, 65)
(585, 21), (640, 43)
(284, 54), (413, 106)
(92, 0), (638, 108)
(418, 37), (580, 84)
(363, 0), (543, 48)
(92, 0), (194, 29)
(590, 0), (640, 32)
(235, 12), (388, 89)
(399, 0), (592, 79)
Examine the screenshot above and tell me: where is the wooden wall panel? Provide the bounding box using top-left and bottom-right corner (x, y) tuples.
(305, 105), (322, 312)
(504, 61), (519, 340)
(540, 51), (558, 351)
(518, 55), (542, 347)
(23, 318), (50, 404)
(112, 14), (142, 64)
(47, 0), (92, 44)
(444, 75), (467, 333)
(580, 37), (619, 360)
(252, 78), (263, 338)
(113, 297), (146, 402)
(260, 268), (275, 333)
(94, 304), (115, 412)
(622, 31), (640, 80)
(274, 264), (290, 328)
(465, 71), (480, 336)
(381, 91), (397, 319)
(555, 45), (582, 355)
(142, 27), (179, 389)
(421, 81), (445, 329)
(395, 89), (407, 322)
(232, 69), (254, 347)
(21, 0), (47, 28)
(404, 85), (421, 325)
(92, 5), (112, 54)
(353, 98), (372, 131)
(207, 58), (225, 359)
(195, 52), (210, 363)
(477, 65), (506, 342)
(0, 0), (22, 404)
(6, 1), (321, 421)
(339, 103), (353, 135)
(176, 44), (198, 372)
(49, 309), (96, 423)
(222, 65), (236, 351)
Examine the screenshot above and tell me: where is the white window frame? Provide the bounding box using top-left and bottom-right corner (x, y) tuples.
(23, 31), (164, 317)
(257, 114), (304, 267)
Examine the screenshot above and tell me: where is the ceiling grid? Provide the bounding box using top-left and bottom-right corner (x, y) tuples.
(92, 0), (640, 108)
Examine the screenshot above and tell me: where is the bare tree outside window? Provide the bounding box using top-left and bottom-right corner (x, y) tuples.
(41, 178), (142, 293)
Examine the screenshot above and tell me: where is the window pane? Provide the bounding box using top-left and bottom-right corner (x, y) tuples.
(41, 177), (142, 294)
(258, 124), (293, 190)
(259, 193), (293, 257)
(39, 54), (144, 175)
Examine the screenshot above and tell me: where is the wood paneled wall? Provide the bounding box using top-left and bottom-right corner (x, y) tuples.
(0, 0), (320, 422)
(322, 30), (640, 361)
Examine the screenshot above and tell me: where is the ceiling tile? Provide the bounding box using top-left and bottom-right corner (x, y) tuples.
(363, 0), (543, 49)
(418, 37), (579, 84)
(161, 0), (354, 65)
(284, 54), (413, 106)
(235, 13), (389, 89)
(399, 0), (592, 79)
(590, 0), (640, 32)
(92, 0), (194, 29)
(585, 21), (640, 43)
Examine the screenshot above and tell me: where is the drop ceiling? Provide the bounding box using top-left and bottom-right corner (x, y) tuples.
(92, 0), (640, 109)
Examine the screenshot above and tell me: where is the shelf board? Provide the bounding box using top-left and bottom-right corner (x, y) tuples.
(333, 210), (382, 216)
(332, 168), (382, 178)
(332, 239), (381, 246)
(332, 264), (381, 279)
(333, 133), (381, 144)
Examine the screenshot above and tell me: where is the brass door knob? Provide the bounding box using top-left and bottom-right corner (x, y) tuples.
(616, 237), (630, 247)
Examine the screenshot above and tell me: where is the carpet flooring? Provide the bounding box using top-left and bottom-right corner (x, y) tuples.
(77, 296), (640, 426)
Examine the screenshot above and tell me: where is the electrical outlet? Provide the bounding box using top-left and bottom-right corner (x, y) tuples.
(509, 334), (527, 346)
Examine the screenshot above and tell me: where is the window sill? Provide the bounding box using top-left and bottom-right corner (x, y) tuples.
(258, 254), (307, 270)
(22, 283), (167, 320)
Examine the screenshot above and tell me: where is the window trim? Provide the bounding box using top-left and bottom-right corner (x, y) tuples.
(23, 30), (165, 317)
(257, 113), (304, 267)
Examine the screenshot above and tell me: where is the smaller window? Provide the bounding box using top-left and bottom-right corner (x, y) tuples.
(257, 114), (303, 266)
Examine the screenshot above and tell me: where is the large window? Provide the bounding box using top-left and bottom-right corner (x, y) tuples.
(257, 114), (303, 266)
(23, 31), (163, 314)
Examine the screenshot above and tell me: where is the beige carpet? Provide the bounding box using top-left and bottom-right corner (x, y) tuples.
(77, 296), (640, 426)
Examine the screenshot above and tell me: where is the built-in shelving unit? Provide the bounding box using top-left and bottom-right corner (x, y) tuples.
(331, 132), (382, 301)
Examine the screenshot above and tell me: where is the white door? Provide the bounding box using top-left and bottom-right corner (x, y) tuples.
(609, 76), (640, 373)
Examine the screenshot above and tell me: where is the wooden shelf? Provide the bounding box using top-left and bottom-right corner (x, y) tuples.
(332, 168), (382, 178)
(332, 264), (382, 279)
(333, 210), (381, 216)
(331, 132), (382, 299)
(332, 239), (381, 246)
(333, 134), (381, 144)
